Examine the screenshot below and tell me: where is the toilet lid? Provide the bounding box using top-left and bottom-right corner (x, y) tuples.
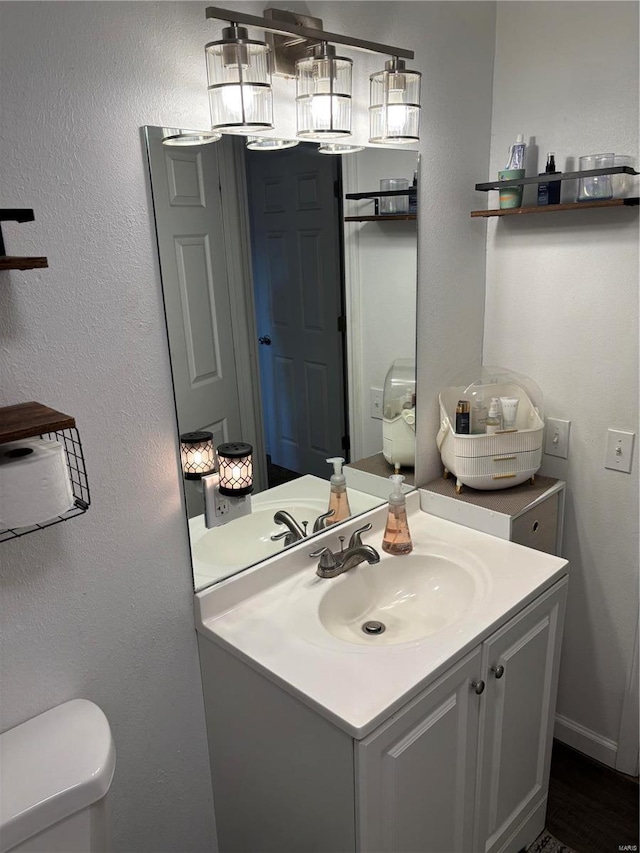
(0, 699), (116, 853)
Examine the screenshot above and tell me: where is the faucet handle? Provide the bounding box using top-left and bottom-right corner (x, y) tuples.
(348, 523), (372, 549)
(312, 509), (335, 533)
(309, 546), (338, 570)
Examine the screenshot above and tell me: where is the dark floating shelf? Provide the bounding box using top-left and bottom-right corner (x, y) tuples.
(345, 214), (417, 222)
(475, 165), (638, 192)
(345, 187), (417, 200)
(0, 401), (76, 444)
(0, 209), (49, 271)
(471, 198), (639, 218)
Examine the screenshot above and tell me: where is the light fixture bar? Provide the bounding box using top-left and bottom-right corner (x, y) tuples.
(205, 6), (414, 60)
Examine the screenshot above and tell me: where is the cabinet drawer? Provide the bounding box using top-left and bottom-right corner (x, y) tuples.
(511, 493), (559, 555)
(454, 449), (542, 479)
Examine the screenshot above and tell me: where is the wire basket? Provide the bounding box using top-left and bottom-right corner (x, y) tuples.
(0, 426), (91, 543)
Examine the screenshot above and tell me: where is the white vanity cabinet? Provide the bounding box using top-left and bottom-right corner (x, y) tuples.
(198, 575), (567, 853)
(356, 578), (567, 853)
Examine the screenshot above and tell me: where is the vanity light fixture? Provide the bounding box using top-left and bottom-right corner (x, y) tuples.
(369, 58), (422, 144)
(205, 23), (273, 133)
(246, 136), (299, 150)
(318, 143), (365, 155)
(162, 128), (222, 146)
(217, 442), (254, 496)
(204, 7), (418, 143)
(180, 431), (217, 479)
(296, 43), (352, 139)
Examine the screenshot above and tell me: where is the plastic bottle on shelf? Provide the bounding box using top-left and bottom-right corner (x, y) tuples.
(382, 474), (413, 555)
(505, 134), (527, 170)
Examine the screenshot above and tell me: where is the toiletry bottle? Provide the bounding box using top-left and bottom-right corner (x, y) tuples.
(325, 457), (351, 525)
(471, 393), (488, 434)
(537, 152), (562, 206)
(409, 170), (418, 214)
(455, 400), (470, 434)
(382, 474), (413, 555)
(486, 397), (502, 434)
(505, 134), (526, 170)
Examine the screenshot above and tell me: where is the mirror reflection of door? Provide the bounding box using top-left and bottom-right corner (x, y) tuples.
(245, 145), (347, 483)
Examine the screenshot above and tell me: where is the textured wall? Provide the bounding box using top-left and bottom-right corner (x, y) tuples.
(0, 2), (496, 850)
(485, 1), (639, 762)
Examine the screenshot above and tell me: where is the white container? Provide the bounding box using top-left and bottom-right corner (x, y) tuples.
(0, 699), (115, 853)
(437, 379), (544, 493)
(382, 358), (416, 469)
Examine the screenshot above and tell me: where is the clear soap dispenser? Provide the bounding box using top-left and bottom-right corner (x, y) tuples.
(382, 474), (413, 555)
(325, 457), (351, 525)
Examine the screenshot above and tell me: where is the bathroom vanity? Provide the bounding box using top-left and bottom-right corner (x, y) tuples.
(195, 493), (568, 853)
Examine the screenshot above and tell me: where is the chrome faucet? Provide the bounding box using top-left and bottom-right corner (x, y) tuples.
(270, 511), (308, 547)
(310, 523), (380, 579)
(270, 509), (336, 548)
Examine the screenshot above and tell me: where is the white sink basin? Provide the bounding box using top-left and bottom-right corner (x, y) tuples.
(192, 503), (323, 571)
(318, 550), (486, 645)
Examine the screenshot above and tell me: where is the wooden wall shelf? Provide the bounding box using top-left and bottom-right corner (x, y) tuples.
(0, 256), (49, 270)
(0, 402), (76, 444)
(471, 198), (639, 218)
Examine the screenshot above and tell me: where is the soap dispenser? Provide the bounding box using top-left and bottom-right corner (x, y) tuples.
(382, 474), (413, 555)
(325, 457), (351, 525)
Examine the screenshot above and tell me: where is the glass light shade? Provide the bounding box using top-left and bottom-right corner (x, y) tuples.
(369, 59), (421, 144)
(296, 45), (352, 139)
(162, 128), (222, 146)
(246, 136), (299, 150)
(318, 143), (365, 155)
(180, 431), (216, 480)
(205, 26), (273, 132)
(217, 442), (253, 496)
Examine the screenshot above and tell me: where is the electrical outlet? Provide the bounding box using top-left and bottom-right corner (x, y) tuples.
(544, 418), (571, 459)
(605, 429), (635, 473)
(370, 387), (383, 420)
(215, 498), (229, 517)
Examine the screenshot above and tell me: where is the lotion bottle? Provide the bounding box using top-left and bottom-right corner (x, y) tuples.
(382, 474), (413, 555)
(486, 397), (503, 434)
(326, 457), (351, 524)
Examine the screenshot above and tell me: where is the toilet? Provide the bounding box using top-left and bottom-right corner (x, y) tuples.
(0, 699), (115, 853)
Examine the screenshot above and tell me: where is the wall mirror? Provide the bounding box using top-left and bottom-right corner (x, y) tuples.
(144, 126), (418, 591)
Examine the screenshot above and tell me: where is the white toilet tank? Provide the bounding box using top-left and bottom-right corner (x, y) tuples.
(0, 699), (116, 853)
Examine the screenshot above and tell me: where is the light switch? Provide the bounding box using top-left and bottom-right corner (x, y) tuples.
(605, 429), (635, 473)
(544, 418), (571, 459)
(370, 387), (383, 420)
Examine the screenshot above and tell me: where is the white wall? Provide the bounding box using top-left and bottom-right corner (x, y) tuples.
(485, 1), (639, 766)
(0, 2), (497, 850)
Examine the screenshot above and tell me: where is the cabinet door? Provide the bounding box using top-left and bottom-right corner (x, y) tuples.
(474, 578), (568, 853)
(356, 648), (483, 853)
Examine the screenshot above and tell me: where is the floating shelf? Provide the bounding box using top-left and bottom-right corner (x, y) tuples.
(0, 209), (49, 271)
(475, 165), (638, 192)
(345, 187), (417, 200)
(0, 402), (90, 543)
(345, 214), (417, 222)
(471, 198), (639, 218)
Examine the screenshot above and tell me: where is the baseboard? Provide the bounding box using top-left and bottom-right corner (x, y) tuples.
(554, 713), (618, 769)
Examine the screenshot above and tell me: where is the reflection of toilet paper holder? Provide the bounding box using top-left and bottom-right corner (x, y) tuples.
(0, 402), (91, 542)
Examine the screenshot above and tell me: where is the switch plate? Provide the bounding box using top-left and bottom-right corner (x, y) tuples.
(370, 387), (383, 420)
(605, 429), (635, 473)
(544, 418), (571, 459)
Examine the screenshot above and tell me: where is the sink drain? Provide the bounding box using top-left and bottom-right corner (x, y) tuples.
(362, 620), (386, 635)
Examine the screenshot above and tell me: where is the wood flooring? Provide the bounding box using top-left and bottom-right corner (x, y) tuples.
(546, 740), (639, 853)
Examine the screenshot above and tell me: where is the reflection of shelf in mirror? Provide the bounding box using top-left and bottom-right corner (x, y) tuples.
(345, 214), (417, 222)
(471, 198), (639, 218)
(345, 188), (417, 200)
(475, 165), (638, 191)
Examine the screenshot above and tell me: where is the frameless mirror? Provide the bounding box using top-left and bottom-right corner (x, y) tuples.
(144, 126), (418, 590)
